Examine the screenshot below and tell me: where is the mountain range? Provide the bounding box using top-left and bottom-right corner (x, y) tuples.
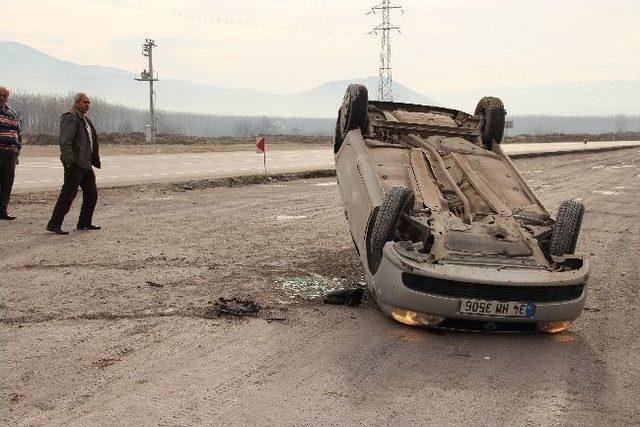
(1, 41), (638, 117)
(0, 41), (434, 117)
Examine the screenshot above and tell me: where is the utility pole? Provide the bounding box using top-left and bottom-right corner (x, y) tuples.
(135, 39), (159, 143)
(369, 1), (402, 102)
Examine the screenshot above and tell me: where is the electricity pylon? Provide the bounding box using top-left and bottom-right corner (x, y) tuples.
(369, 1), (402, 102)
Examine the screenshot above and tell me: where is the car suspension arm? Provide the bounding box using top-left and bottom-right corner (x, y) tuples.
(407, 133), (473, 224)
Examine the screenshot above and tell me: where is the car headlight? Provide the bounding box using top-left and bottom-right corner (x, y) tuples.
(538, 321), (572, 333)
(390, 308), (444, 327)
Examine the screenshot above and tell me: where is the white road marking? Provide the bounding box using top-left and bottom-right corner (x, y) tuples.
(592, 190), (624, 196)
(605, 165), (635, 171)
(275, 215), (307, 221)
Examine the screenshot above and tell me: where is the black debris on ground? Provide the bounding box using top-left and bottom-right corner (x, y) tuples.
(203, 297), (262, 318)
(323, 288), (365, 307)
(146, 281), (164, 288)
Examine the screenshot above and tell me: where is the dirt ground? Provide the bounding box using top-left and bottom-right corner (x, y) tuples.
(1, 149), (639, 426)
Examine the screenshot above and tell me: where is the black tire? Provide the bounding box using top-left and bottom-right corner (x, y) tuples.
(335, 84), (368, 152)
(550, 200), (585, 256)
(333, 114), (343, 153)
(367, 187), (415, 274)
(474, 97), (506, 150)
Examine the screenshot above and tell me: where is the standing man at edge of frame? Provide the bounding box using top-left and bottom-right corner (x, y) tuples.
(0, 86), (22, 220)
(46, 93), (102, 235)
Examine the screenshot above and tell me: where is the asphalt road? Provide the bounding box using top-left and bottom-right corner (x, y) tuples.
(13, 140), (640, 191)
(2, 148), (639, 426)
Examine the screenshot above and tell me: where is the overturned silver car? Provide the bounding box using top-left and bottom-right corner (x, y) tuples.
(334, 84), (589, 332)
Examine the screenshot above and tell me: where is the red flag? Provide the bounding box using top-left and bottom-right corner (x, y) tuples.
(256, 136), (266, 153)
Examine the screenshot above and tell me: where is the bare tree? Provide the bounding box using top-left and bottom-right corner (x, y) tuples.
(10, 91), (640, 139)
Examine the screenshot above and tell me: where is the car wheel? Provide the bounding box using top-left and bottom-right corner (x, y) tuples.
(549, 200), (585, 256)
(333, 114), (343, 153)
(335, 84), (369, 152)
(367, 187), (415, 274)
(474, 97), (506, 150)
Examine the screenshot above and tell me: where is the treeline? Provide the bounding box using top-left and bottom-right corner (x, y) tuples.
(508, 114), (640, 135)
(9, 92), (334, 137)
(10, 93), (145, 135)
(8, 92), (640, 138)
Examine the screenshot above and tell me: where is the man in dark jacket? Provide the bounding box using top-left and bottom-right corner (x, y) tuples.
(46, 93), (102, 235)
(0, 86), (22, 220)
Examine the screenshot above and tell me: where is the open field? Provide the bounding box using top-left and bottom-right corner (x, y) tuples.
(18, 131), (640, 158)
(1, 149), (639, 426)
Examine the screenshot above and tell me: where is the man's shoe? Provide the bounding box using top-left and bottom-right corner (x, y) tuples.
(46, 225), (69, 235)
(0, 213), (16, 220)
(77, 224), (101, 231)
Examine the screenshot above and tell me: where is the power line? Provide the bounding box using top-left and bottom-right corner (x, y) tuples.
(88, 0), (358, 38)
(369, 1), (402, 101)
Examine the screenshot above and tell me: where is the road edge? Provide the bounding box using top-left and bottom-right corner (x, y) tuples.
(14, 145), (640, 195)
(508, 144), (640, 159)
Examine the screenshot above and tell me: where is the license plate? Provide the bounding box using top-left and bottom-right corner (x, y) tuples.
(458, 299), (535, 318)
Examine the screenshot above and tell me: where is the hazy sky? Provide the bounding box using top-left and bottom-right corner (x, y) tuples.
(2, 0), (639, 94)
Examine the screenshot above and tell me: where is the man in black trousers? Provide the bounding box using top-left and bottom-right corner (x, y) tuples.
(0, 86), (22, 220)
(47, 93), (102, 235)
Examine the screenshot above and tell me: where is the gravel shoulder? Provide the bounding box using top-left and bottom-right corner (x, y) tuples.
(1, 149), (639, 426)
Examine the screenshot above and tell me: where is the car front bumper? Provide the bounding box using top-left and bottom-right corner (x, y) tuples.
(369, 243), (590, 329)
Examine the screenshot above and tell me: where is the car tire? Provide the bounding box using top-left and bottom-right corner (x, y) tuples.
(474, 97), (506, 150)
(335, 84), (369, 153)
(367, 186), (415, 274)
(333, 114), (343, 153)
(549, 200), (585, 256)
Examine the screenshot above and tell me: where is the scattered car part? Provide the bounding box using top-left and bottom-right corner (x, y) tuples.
(324, 288), (365, 306)
(210, 297), (261, 317)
